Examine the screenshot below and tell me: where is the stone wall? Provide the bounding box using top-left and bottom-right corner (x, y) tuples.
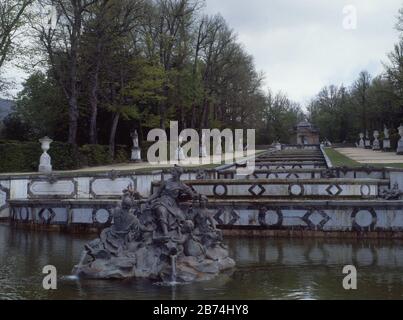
(0, 169), (212, 220)
(4, 144), (403, 238)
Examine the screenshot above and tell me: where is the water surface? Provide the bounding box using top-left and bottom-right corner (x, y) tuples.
(1, 223), (403, 300)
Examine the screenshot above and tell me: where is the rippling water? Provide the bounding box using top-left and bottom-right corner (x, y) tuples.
(1, 223), (403, 300)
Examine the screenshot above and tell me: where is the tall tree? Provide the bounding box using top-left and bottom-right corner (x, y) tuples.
(82, 0), (144, 144)
(34, 0), (97, 145)
(0, 0), (33, 93)
(352, 71), (371, 133)
(0, 0), (33, 70)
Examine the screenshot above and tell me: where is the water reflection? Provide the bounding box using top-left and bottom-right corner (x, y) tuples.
(1, 223), (403, 300)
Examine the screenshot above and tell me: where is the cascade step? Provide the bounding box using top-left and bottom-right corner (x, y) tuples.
(152, 178), (389, 199)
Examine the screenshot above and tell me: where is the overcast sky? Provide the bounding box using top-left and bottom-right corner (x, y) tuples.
(3, 1), (402, 107)
(205, 0), (402, 106)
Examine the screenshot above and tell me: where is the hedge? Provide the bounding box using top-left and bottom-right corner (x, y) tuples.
(0, 140), (130, 173)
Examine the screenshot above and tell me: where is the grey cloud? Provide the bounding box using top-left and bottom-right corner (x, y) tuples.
(205, 0), (402, 105)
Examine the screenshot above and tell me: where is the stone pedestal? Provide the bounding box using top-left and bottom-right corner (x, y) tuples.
(39, 153), (52, 173)
(397, 125), (403, 155)
(131, 148), (141, 162)
(38, 137), (53, 173)
(372, 131), (380, 151)
(397, 140), (403, 155)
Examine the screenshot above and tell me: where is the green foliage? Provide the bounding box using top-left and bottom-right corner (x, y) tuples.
(79, 144), (112, 167)
(0, 140), (76, 172)
(260, 91), (304, 144)
(0, 140), (129, 173)
(2, 71), (68, 141)
(309, 74), (403, 143)
(0, 140), (39, 172)
(115, 145), (130, 163)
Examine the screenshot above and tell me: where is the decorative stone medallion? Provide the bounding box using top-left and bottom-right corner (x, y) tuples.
(92, 208), (112, 225)
(38, 208), (56, 224)
(302, 210), (331, 230)
(17, 207), (30, 221)
(360, 185), (371, 197)
(351, 208), (377, 231)
(213, 184), (228, 197)
(248, 184), (266, 197)
(289, 184), (304, 196)
(258, 208), (283, 227)
(213, 208), (239, 225)
(326, 184), (343, 196)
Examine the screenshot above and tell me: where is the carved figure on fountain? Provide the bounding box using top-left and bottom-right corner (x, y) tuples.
(73, 166), (235, 283)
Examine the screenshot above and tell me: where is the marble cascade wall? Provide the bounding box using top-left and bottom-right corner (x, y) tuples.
(0, 170), (206, 220)
(4, 144), (403, 237)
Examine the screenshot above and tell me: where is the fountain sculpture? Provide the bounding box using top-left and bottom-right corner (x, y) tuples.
(72, 166), (235, 283)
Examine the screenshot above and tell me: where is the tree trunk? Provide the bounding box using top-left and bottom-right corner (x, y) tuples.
(190, 104), (196, 129)
(67, 5), (81, 146)
(68, 95), (79, 145)
(109, 112), (120, 158)
(160, 84), (169, 130)
(89, 43), (102, 144)
(202, 100), (210, 129)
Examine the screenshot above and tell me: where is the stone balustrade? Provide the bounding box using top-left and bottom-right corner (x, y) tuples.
(152, 178), (387, 199)
(0, 169), (215, 219)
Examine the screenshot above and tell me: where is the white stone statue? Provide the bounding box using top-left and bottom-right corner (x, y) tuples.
(130, 130), (141, 162)
(372, 130), (380, 151)
(38, 136), (53, 173)
(359, 133), (365, 148)
(383, 126), (391, 151)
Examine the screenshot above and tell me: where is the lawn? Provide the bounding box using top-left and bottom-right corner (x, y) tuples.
(324, 148), (403, 169)
(323, 148), (361, 167)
